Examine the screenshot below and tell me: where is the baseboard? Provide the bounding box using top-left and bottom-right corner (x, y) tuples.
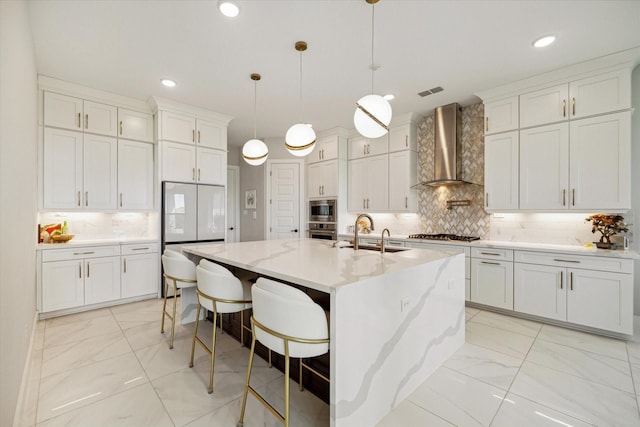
(12, 311), (40, 427)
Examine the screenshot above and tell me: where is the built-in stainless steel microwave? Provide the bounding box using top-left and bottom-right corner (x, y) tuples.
(309, 199), (336, 223)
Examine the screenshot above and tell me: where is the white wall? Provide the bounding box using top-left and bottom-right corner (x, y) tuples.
(632, 65), (640, 314)
(0, 1), (39, 425)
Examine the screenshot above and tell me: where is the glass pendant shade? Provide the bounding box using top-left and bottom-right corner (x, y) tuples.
(242, 139), (268, 166)
(354, 94), (392, 138)
(285, 123), (316, 157)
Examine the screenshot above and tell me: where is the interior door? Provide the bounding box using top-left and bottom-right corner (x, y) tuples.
(163, 182), (197, 242)
(197, 184), (225, 240)
(269, 162), (300, 240)
(226, 165), (240, 242)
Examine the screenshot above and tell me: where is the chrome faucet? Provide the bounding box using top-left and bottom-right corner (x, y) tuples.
(354, 214), (374, 250)
(380, 228), (391, 253)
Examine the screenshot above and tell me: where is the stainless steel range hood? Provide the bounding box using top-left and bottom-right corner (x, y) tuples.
(415, 102), (470, 187)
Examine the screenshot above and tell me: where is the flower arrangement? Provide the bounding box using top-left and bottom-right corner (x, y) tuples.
(585, 214), (628, 248)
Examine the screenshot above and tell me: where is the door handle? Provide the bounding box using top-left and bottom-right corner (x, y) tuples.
(291, 229), (298, 233)
(229, 227), (234, 230)
(85, 114), (89, 129)
(559, 271), (563, 289)
(124, 258), (127, 273)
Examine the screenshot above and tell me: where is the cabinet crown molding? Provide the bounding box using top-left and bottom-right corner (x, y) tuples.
(148, 96), (233, 126)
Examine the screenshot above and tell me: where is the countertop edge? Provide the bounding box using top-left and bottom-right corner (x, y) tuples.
(37, 238), (160, 250)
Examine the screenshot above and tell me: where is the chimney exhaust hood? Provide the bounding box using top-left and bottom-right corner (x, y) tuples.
(415, 102), (471, 187)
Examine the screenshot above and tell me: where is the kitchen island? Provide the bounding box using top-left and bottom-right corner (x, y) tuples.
(183, 238), (465, 427)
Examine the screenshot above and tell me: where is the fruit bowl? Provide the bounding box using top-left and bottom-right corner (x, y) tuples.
(50, 234), (74, 243)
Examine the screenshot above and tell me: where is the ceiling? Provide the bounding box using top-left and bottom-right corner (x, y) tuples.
(27, 0), (640, 148)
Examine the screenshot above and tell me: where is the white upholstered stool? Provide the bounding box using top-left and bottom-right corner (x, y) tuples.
(190, 259), (252, 393)
(160, 249), (197, 349)
(238, 277), (329, 427)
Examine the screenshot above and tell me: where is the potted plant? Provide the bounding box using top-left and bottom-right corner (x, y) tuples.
(585, 214), (628, 249)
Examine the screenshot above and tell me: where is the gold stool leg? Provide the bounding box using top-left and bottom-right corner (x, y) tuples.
(208, 308), (218, 394)
(284, 345), (290, 427)
(299, 358), (304, 391)
(240, 310), (244, 346)
(169, 283), (178, 349)
(189, 303), (201, 368)
(238, 333), (257, 427)
(161, 279), (168, 334)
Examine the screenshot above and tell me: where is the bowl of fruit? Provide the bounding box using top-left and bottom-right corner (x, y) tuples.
(41, 222), (73, 243)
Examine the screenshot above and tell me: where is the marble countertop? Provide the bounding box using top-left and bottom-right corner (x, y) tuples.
(182, 238), (461, 293)
(36, 237), (159, 250)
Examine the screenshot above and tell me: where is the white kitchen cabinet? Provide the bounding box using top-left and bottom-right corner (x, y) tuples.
(161, 142), (226, 185)
(118, 139), (154, 210)
(44, 92), (117, 136)
(484, 131), (518, 211)
(308, 160), (338, 198)
(308, 135), (339, 164)
(569, 112), (630, 210)
(513, 250), (633, 334)
(121, 243), (159, 298)
(519, 123), (569, 209)
(43, 128), (117, 210)
(41, 245), (120, 313)
(388, 150), (416, 212)
(348, 135), (388, 159)
(484, 96), (518, 135)
(118, 108), (154, 143)
(569, 69), (631, 119)
(160, 111), (226, 150)
(519, 84), (568, 128)
(389, 123), (417, 152)
(348, 154), (388, 211)
(470, 248), (514, 309)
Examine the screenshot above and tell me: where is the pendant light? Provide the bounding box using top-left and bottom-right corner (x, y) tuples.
(285, 41), (316, 157)
(354, 0), (392, 139)
(242, 73), (269, 166)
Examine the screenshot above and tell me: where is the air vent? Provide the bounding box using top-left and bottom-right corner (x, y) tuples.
(418, 86), (444, 97)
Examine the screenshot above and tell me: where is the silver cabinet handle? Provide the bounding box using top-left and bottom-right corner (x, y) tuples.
(86, 261), (90, 278)
(485, 193), (489, 208)
(85, 191), (88, 207)
(363, 199), (366, 209)
(198, 130), (201, 143)
(120, 193), (123, 207)
(481, 261), (500, 265)
(77, 191), (81, 207)
(119, 120), (123, 135)
(405, 196), (408, 208)
(73, 251), (95, 255)
(563, 99), (566, 117)
(198, 169), (201, 181)
(572, 189), (575, 206)
(553, 258), (580, 263)
(572, 98), (576, 116)
(79, 262), (82, 278)
(480, 252), (501, 256)
(366, 198), (370, 209)
(85, 114), (89, 129)
(570, 271), (574, 290)
(562, 189), (566, 206)
(559, 271), (563, 289)
(77, 113), (81, 128)
(124, 258), (127, 273)
(192, 168), (195, 181)
(131, 247), (149, 251)
(322, 185), (324, 195)
(192, 129), (195, 142)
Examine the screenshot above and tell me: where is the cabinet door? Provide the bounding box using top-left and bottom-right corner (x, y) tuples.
(348, 136), (369, 160)
(388, 150), (416, 212)
(162, 142), (196, 182)
(44, 92), (83, 131)
(196, 118), (226, 150)
(567, 269), (632, 334)
(484, 96), (518, 134)
(519, 123), (569, 210)
(484, 131), (519, 210)
(310, 136), (338, 164)
(118, 109), (154, 142)
(514, 263), (566, 320)
(307, 162), (323, 198)
(389, 124), (416, 152)
(197, 147), (226, 185)
(365, 155), (388, 211)
(84, 257), (120, 305)
(42, 260), (84, 312)
(367, 135), (389, 156)
(121, 253), (158, 298)
(118, 140), (154, 210)
(569, 112), (630, 210)
(348, 158), (366, 211)
(83, 100), (117, 136)
(519, 84), (568, 128)
(161, 111), (195, 144)
(321, 160), (338, 197)
(83, 134), (118, 209)
(471, 259), (514, 309)
(569, 69), (631, 119)
(43, 128), (83, 209)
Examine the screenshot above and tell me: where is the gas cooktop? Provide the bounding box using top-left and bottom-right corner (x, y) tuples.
(408, 233), (480, 242)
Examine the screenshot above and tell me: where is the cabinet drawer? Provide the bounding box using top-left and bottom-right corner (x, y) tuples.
(42, 245), (120, 262)
(121, 242), (159, 255)
(471, 247), (513, 261)
(514, 250), (632, 274)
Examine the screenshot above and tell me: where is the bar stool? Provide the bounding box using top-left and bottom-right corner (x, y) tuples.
(238, 278), (329, 427)
(161, 249), (197, 349)
(190, 259), (252, 394)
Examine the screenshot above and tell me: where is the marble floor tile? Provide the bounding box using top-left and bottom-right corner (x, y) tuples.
(465, 307), (480, 322)
(152, 359), (247, 426)
(492, 393), (596, 427)
(122, 318), (192, 351)
(376, 400), (454, 427)
(443, 343), (522, 390)
(627, 339), (640, 365)
(33, 320), (46, 351)
(111, 298), (165, 329)
(109, 297), (164, 315)
(509, 361), (640, 427)
(41, 330), (130, 378)
(465, 321), (535, 359)
(526, 339), (634, 393)
(44, 307), (113, 329)
(537, 324), (628, 360)
(217, 345), (284, 387)
(408, 366), (506, 427)
(35, 383), (173, 427)
(134, 333), (210, 381)
(43, 315), (122, 348)
(469, 310), (542, 338)
(37, 353), (148, 423)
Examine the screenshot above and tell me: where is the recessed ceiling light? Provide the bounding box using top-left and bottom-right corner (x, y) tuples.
(218, 1), (240, 17)
(383, 94), (395, 101)
(533, 35), (556, 48)
(161, 79), (176, 88)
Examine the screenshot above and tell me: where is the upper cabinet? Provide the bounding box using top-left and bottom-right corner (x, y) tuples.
(308, 135), (340, 164)
(118, 108), (154, 142)
(159, 111), (226, 150)
(348, 134), (388, 160)
(44, 92), (118, 136)
(519, 84), (568, 128)
(483, 96), (518, 135)
(389, 122), (418, 152)
(484, 131), (519, 211)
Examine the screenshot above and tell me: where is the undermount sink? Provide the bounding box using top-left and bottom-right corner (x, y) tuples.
(339, 244), (408, 253)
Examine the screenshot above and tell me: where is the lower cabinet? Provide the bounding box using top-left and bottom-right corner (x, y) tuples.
(121, 243), (159, 298)
(514, 250), (633, 334)
(470, 248), (514, 309)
